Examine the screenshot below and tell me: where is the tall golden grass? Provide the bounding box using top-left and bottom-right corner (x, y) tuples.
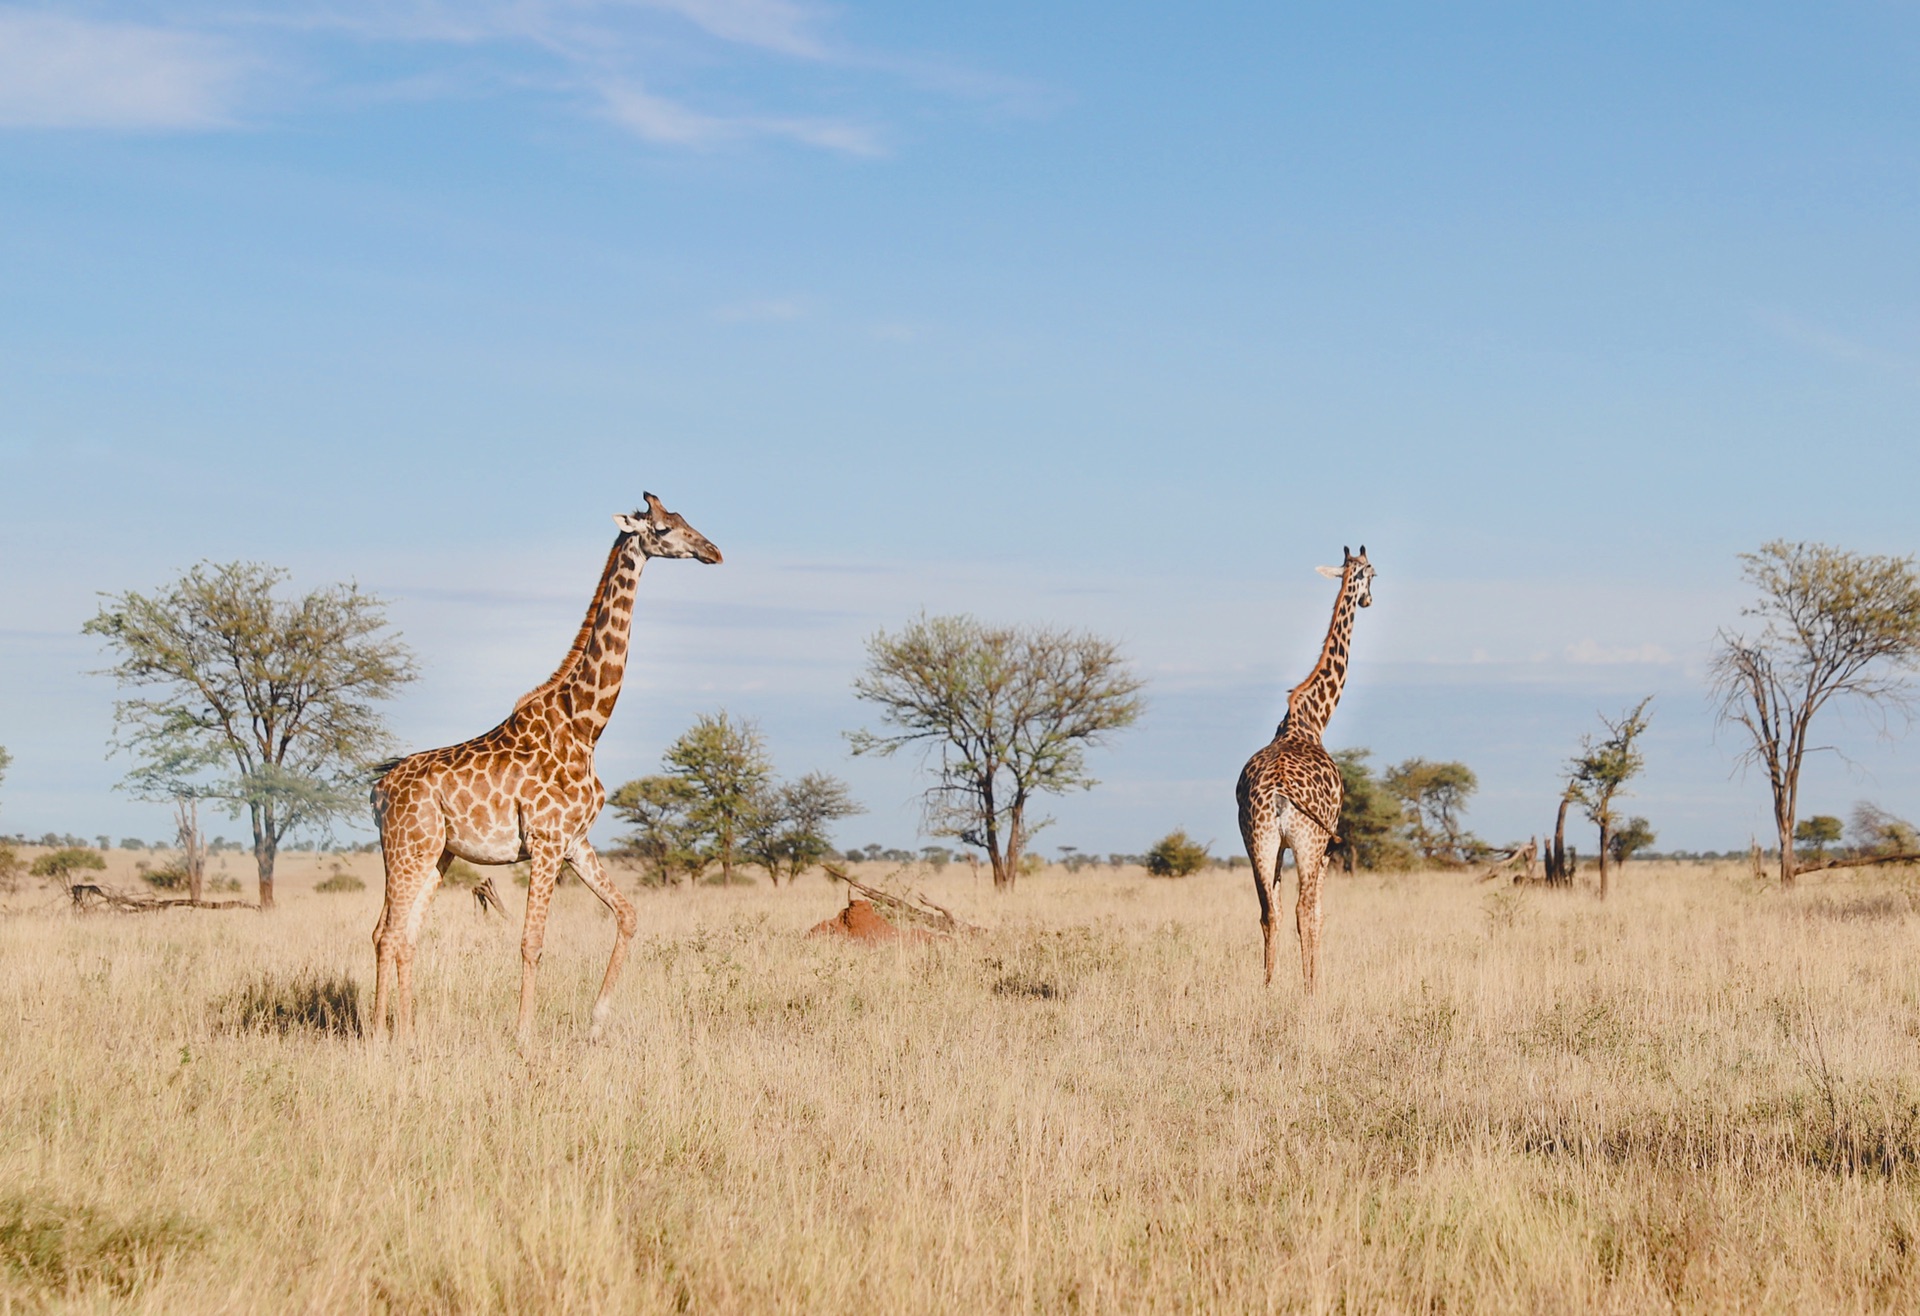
(2, 852), (1918, 1311)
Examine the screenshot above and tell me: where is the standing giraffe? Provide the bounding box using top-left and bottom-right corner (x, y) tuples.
(370, 494), (722, 1042)
(1235, 546), (1375, 991)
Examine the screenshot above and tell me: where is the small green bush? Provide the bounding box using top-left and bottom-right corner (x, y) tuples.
(29, 848), (106, 886)
(314, 871), (364, 893)
(442, 858), (486, 888)
(139, 859), (190, 891)
(1145, 830), (1211, 878)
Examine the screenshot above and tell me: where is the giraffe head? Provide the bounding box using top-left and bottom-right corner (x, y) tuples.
(1315, 545), (1374, 607)
(615, 493), (724, 564)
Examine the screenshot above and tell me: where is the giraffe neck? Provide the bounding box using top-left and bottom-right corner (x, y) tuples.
(519, 534), (644, 743)
(1280, 564), (1363, 742)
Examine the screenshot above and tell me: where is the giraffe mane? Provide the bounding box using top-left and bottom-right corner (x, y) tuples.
(514, 532), (631, 711)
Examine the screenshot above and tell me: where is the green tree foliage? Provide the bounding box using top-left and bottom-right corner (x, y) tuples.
(1608, 816), (1657, 867)
(84, 562), (417, 909)
(609, 775), (709, 887)
(1794, 815), (1844, 854)
(662, 711), (773, 884)
(1383, 758), (1480, 864)
(0, 743), (10, 805)
(1568, 697), (1653, 899)
(741, 771), (864, 886)
(1145, 830), (1210, 878)
(1329, 748), (1414, 872)
(849, 614), (1144, 890)
(1848, 802), (1919, 857)
(1712, 541), (1920, 884)
(30, 848), (106, 889)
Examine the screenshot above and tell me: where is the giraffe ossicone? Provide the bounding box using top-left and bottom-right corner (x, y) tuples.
(1234, 545), (1376, 992)
(369, 494), (722, 1043)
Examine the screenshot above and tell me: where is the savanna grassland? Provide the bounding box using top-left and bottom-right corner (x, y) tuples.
(3, 853), (1920, 1313)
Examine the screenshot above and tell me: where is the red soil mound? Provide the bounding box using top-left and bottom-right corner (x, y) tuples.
(807, 899), (933, 944)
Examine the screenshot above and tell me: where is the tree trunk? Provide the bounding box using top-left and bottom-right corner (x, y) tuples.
(251, 804), (276, 910)
(1597, 818), (1612, 900)
(1002, 799), (1026, 891)
(1777, 809), (1797, 887)
(1550, 796), (1571, 885)
(175, 797), (205, 906)
(980, 776), (1013, 890)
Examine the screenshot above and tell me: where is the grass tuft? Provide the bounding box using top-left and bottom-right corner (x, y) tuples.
(0, 1193), (199, 1298)
(215, 969), (362, 1038)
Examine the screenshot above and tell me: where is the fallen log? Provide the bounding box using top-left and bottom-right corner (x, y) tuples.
(1789, 852), (1920, 877)
(821, 863), (977, 937)
(67, 883), (256, 912)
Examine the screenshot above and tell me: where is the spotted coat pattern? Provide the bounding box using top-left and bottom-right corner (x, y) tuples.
(1235, 546), (1375, 992)
(369, 493), (722, 1042)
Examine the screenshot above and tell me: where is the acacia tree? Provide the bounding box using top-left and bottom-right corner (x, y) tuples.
(1795, 815), (1843, 855)
(1383, 758), (1479, 863)
(1329, 748), (1414, 872)
(85, 562), (417, 909)
(849, 614), (1144, 890)
(741, 772), (864, 885)
(608, 775), (708, 886)
(662, 711), (773, 885)
(1607, 817), (1656, 869)
(1711, 542), (1920, 885)
(1568, 697), (1653, 900)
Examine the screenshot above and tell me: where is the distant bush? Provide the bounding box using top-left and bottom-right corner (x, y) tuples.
(29, 848), (105, 887)
(442, 859), (485, 888)
(139, 860), (190, 892)
(315, 871), (364, 893)
(1145, 830), (1211, 878)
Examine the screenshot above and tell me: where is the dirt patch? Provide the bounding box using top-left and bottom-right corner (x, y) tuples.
(808, 899), (934, 944)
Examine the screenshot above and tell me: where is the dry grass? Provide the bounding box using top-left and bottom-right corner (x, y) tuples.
(3, 854), (1920, 1312)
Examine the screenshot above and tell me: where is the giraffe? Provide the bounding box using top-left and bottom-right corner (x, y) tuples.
(369, 494), (722, 1043)
(1235, 546), (1375, 992)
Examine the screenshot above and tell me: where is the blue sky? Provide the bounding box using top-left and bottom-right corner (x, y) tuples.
(3, 2), (1919, 856)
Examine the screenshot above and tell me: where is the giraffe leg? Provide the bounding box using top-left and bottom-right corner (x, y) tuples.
(516, 839), (564, 1046)
(371, 902), (394, 1039)
(1295, 836), (1328, 995)
(567, 840), (638, 1041)
(389, 850), (451, 1042)
(1239, 803), (1283, 987)
(372, 782), (446, 1039)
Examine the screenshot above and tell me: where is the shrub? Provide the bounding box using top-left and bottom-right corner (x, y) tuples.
(216, 970), (362, 1038)
(29, 848), (106, 887)
(1145, 830), (1211, 878)
(0, 1193), (200, 1298)
(442, 858), (486, 888)
(139, 860), (190, 891)
(314, 871), (364, 893)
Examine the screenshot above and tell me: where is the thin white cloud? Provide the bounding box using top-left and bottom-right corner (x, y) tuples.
(0, 2), (996, 155)
(1564, 638), (1675, 666)
(0, 8), (247, 129)
(1754, 308), (1920, 386)
(633, 0), (828, 59)
(596, 77), (879, 153)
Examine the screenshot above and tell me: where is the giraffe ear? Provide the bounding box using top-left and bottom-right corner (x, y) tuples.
(613, 512), (647, 533)
(1314, 565), (1342, 579)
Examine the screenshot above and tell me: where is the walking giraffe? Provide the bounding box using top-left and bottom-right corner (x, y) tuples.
(370, 494), (722, 1042)
(1235, 546), (1375, 991)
